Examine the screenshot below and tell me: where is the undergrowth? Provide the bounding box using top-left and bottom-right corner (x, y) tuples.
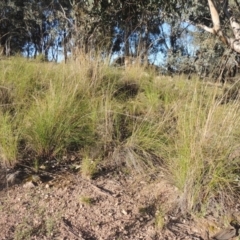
(0, 55), (240, 217)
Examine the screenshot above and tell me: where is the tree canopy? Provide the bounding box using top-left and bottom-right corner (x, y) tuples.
(1, 0), (240, 76)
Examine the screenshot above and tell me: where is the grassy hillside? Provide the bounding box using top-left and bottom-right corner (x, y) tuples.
(0, 55), (240, 217)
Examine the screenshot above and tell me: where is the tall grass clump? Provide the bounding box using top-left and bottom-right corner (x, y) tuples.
(94, 66), (177, 173)
(22, 79), (96, 159)
(0, 55), (106, 166)
(167, 79), (240, 213)
(0, 57), (46, 108)
(2, 54), (240, 218)
(0, 112), (19, 166)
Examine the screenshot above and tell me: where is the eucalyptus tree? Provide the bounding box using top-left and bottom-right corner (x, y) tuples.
(22, 0), (58, 60)
(188, 0), (240, 80)
(108, 0), (162, 62)
(194, 0), (240, 53)
(0, 0), (26, 56)
(55, 0), (201, 66)
(93, 0), (195, 66)
(2, 0), (238, 72)
(0, 0), (64, 60)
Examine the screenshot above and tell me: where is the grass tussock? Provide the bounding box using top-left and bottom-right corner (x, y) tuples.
(0, 112), (19, 166)
(168, 81), (240, 213)
(22, 81), (95, 157)
(0, 55), (240, 216)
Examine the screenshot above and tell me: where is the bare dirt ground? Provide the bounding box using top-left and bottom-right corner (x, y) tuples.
(0, 164), (238, 240)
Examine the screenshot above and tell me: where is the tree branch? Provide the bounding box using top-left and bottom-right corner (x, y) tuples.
(222, 0), (240, 40)
(196, 23), (215, 34)
(208, 0), (221, 32)
(207, 0), (229, 44)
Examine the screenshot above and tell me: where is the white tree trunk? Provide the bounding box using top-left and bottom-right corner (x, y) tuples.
(198, 0), (240, 53)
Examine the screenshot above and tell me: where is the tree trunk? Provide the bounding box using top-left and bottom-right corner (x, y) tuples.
(198, 0), (240, 54)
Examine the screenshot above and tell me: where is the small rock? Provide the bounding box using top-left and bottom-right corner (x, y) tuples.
(44, 194), (50, 199)
(23, 181), (35, 189)
(121, 209), (128, 215)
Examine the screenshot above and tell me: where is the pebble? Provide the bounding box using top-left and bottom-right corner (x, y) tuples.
(23, 181), (35, 189)
(121, 209), (128, 215)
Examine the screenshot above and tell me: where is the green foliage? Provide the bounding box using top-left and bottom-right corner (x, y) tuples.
(81, 156), (100, 179)
(1, 55), (240, 218)
(79, 195), (95, 205)
(14, 218), (35, 240)
(0, 112), (18, 166)
(22, 80), (95, 158)
(155, 208), (165, 230)
(167, 81), (240, 213)
(2, 0), (239, 78)
(0, 0), (206, 70)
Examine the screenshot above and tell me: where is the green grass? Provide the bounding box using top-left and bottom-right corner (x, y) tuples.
(79, 195), (95, 205)
(22, 80), (95, 157)
(0, 112), (19, 166)
(81, 155), (100, 179)
(0, 55), (240, 217)
(167, 81), (240, 212)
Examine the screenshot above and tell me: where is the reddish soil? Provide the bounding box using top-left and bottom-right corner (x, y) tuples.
(0, 165), (237, 240)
